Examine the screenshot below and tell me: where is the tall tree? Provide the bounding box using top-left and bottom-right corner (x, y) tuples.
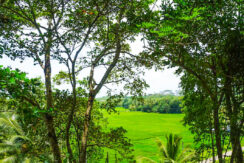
(0, 0), (73, 161)
(1, 0), (152, 162)
(138, 0), (243, 162)
(52, 1), (152, 162)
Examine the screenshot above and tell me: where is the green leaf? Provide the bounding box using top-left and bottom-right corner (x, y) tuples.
(9, 78), (16, 84)
(141, 22), (155, 28)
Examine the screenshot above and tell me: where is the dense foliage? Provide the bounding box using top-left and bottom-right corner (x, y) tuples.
(138, 0), (243, 162)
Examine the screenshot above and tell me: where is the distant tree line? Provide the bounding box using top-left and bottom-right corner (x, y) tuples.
(118, 94), (182, 113)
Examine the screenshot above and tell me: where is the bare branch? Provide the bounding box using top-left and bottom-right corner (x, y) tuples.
(21, 95), (42, 110)
(104, 78), (125, 84)
(94, 9), (125, 95)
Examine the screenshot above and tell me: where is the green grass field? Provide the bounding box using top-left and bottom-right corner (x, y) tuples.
(103, 108), (194, 161)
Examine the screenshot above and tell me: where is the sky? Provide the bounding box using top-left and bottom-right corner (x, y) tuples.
(0, 38), (181, 97)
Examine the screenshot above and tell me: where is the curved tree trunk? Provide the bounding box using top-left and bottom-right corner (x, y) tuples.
(80, 94), (94, 163)
(65, 100), (76, 163)
(236, 139), (243, 162)
(65, 63), (77, 163)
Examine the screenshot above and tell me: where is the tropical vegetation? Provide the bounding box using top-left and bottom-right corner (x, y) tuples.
(0, 0), (243, 162)
(0, 113), (37, 162)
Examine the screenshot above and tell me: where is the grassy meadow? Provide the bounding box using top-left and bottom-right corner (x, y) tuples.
(102, 108), (194, 161)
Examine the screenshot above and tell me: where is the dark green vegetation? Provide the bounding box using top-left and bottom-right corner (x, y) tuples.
(0, 0), (243, 162)
(138, 0), (244, 162)
(119, 94), (182, 113)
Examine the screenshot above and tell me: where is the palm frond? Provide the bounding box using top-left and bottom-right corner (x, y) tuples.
(165, 133), (182, 159)
(157, 133), (195, 163)
(0, 155), (17, 163)
(173, 134), (182, 159)
(9, 135), (31, 144)
(161, 145), (170, 158)
(0, 142), (18, 154)
(177, 148), (195, 162)
(0, 116), (24, 135)
(0, 113), (33, 162)
(156, 138), (169, 158)
(137, 156), (157, 163)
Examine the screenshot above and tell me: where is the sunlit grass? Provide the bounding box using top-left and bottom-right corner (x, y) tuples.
(102, 108), (194, 161)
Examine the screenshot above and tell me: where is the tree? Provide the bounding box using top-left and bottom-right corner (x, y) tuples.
(181, 75), (217, 161)
(51, 0), (152, 162)
(138, 0), (243, 162)
(0, 0), (152, 162)
(118, 94), (182, 113)
(0, 0), (71, 161)
(0, 66), (58, 161)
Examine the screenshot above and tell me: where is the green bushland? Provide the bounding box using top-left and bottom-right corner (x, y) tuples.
(103, 108), (194, 161)
(100, 93), (183, 114)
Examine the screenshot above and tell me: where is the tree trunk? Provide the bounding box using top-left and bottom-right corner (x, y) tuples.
(213, 103), (223, 163)
(230, 120), (238, 163)
(44, 114), (62, 163)
(236, 138), (243, 163)
(230, 123), (243, 163)
(80, 94), (94, 163)
(66, 65), (77, 163)
(66, 102), (76, 163)
(44, 50), (62, 163)
(232, 104), (243, 162)
(224, 81), (236, 163)
(210, 120), (215, 163)
(224, 79), (243, 163)
(79, 12), (123, 162)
